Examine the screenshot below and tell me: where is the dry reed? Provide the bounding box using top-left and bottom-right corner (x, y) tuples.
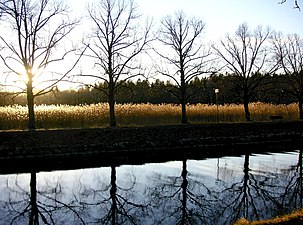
(0, 102), (299, 130)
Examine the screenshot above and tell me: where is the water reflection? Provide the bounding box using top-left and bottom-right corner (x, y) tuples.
(78, 165), (149, 224)
(1, 172), (86, 224)
(147, 159), (216, 224)
(0, 149), (301, 225)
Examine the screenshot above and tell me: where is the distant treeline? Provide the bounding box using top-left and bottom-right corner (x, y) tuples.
(0, 73), (295, 106)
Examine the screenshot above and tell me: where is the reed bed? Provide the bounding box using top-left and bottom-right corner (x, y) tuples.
(0, 102), (299, 130)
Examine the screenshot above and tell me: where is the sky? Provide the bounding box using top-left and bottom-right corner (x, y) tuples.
(72, 0), (303, 40)
(58, 0), (303, 90)
(135, 0), (303, 40)
(1, 0), (303, 91)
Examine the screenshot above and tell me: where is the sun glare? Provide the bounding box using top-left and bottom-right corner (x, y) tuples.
(13, 63), (76, 92)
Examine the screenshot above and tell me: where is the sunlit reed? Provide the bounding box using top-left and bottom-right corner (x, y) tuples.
(0, 102), (298, 130)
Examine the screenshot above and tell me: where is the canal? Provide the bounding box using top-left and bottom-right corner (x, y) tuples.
(0, 147), (301, 224)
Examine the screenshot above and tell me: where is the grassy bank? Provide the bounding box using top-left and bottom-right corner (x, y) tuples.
(234, 208), (303, 225)
(0, 102), (299, 130)
(0, 121), (302, 174)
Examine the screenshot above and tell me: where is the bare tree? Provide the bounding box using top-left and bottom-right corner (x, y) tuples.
(83, 0), (152, 127)
(213, 23), (277, 121)
(156, 11), (213, 124)
(0, 0), (83, 130)
(272, 33), (303, 119)
(279, 0), (300, 9)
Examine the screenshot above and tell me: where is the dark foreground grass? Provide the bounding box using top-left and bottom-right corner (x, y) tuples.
(234, 209), (303, 225)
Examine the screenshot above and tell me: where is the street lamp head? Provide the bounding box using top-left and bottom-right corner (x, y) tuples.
(215, 88), (219, 94)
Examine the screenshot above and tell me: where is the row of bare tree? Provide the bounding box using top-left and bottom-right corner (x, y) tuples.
(0, 0), (302, 129)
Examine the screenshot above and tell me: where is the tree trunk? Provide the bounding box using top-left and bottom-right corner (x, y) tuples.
(299, 99), (303, 120)
(108, 84), (117, 127)
(180, 73), (188, 124)
(29, 172), (39, 225)
(181, 160), (188, 224)
(243, 101), (251, 122)
(181, 101), (188, 124)
(109, 100), (116, 127)
(243, 94), (251, 122)
(242, 154), (250, 219)
(110, 166), (117, 224)
(298, 150), (303, 207)
(27, 80), (35, 130)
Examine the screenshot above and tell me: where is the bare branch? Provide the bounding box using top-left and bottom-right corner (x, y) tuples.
(213, 23), (276, 121)
(82, 0), (153, 126)
(0, 0), (82, 129)
(279, 0), (300, 10)
(154, 10), (213, 123)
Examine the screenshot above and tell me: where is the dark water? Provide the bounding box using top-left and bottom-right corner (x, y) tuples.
(0, 149), (302, 225)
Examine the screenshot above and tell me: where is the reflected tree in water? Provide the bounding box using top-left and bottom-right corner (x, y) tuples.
(77, 165), (149, 224)
(291, 149), (303, 208)
(216, 151), (303, 224)
(216, 154), (274, 224)
(242, 150), (303, 217)
(148, 159), (218, 225)
(273, 149), (303, 213)
(0, 172), (85, 225)
(0, 151), (301, 225)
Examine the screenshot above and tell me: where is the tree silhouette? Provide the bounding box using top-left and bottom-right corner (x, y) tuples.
(83, 0), (152, 127)
(213, 23), (278, 121)
(156, 11), (213, 124)
(272, 33), (303, 119)
(0, 0), (84, 130)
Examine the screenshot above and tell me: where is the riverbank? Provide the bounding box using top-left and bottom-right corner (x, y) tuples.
(234, 208), (303, 225)
(0, 120), (302, 173)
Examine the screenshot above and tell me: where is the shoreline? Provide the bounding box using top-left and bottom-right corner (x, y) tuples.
(1, 120), (302, 147)
(0, 120), (302, 173)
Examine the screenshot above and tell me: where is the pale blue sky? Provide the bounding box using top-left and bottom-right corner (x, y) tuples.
(71, 0), (303, 40)
(64, 0), (303, 88)
(137, 0), (303, 40)
(2, 0), (302, 91)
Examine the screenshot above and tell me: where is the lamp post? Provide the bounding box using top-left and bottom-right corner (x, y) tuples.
(215, 88), (219, 122)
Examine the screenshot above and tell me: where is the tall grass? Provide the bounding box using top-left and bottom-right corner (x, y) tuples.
(0, 102), (299, 130)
